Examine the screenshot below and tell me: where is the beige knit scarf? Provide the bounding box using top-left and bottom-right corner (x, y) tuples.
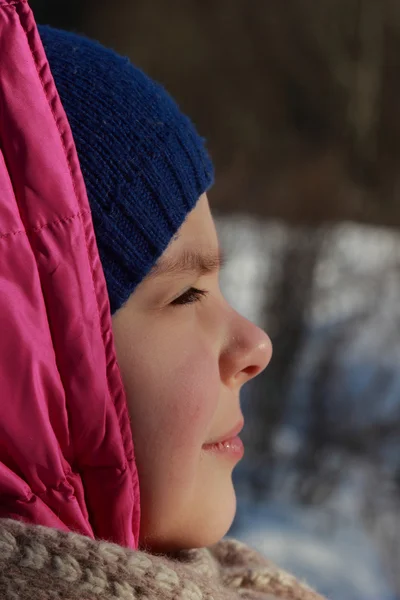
(0, 518), (326, 599)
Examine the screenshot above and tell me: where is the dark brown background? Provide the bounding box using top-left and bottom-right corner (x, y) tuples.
(32, 0), (400, 227)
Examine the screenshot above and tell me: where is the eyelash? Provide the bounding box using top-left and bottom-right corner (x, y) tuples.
(171, 287), (208, 306)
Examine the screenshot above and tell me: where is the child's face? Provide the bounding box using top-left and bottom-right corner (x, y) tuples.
(112, 194), (272, 551)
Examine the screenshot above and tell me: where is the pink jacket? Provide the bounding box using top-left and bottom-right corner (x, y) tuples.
(0, 0), (140, 548)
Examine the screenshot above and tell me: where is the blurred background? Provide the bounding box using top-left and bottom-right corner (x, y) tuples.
(31, 2), (400, 598)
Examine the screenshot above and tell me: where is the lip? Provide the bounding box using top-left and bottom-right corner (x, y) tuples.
(203, 418), (244, 446)
(202, 434), (244, 458)
(202, 418), (245, 460)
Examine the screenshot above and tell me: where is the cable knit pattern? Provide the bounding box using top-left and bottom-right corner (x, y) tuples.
(0, 519), (326, 600)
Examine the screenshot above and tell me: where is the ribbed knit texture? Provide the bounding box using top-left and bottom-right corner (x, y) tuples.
(0, 519), (326, 600)
(38, 25), (214, 314)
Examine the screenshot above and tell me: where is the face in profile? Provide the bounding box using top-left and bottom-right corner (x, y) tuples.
(112, 194), (272, 552)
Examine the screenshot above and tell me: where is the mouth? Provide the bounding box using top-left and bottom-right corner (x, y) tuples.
(202, 418), (245, 459)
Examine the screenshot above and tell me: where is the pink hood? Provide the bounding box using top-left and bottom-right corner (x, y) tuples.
(0, 0), (140, 547)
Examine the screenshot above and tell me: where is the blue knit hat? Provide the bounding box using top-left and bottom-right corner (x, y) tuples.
(38, 25), (214, 314)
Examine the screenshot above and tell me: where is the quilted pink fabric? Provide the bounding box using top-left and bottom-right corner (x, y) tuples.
(0, 0), (140, 548)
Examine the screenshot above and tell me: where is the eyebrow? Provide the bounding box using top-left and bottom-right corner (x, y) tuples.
(148, 248), (225, 279)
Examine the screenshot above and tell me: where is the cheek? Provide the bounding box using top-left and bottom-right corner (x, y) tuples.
(122, 329), (220, 469)
(170, 351), (218, 444)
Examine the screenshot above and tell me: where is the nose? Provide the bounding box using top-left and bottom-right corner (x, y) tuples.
(219, 310), (272, 389)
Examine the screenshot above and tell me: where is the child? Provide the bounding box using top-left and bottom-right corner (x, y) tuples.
(0, 2), (325, 598)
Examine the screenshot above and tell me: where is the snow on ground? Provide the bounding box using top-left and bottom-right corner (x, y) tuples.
(231, 499), (395, 600)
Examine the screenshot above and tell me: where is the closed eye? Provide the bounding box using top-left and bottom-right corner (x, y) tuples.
(171, 287), (208, 306)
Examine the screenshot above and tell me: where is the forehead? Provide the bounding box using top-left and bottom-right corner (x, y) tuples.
(165, 194), (218, 257)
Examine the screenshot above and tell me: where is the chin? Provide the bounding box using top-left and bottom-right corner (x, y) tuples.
(188, 489), (237, 549)
(141, 479), (237, 553)
(178, 478), (238, 550)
